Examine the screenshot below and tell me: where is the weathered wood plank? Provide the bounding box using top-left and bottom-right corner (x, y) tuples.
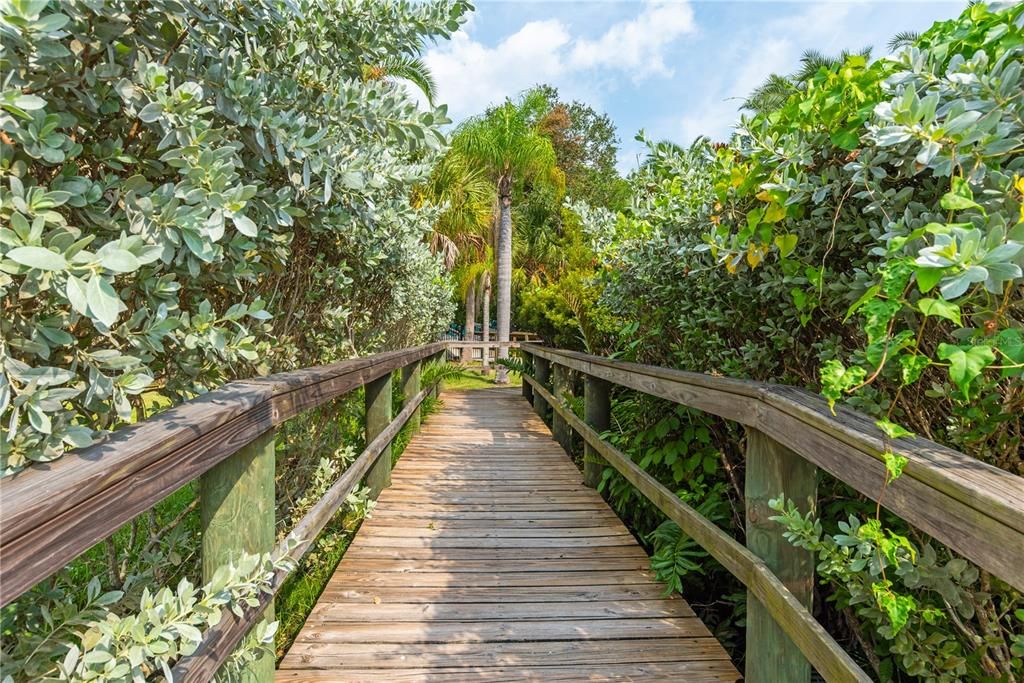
(278, 388), (738, 682)
(200, 428), (276, 682)
(307, 599), (695, 621)
(744, 428), (816, 683)
(523, 344), (1024, 593)
(0, 344), (445, 607)
(280, 637), (731, 669)
(291, 617), (712, 643)
(276, 662), (739, 682)
(365, 372), (393, 497)
(526, 375), (868, 683)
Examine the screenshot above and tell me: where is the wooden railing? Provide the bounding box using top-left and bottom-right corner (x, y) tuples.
(0, 343), (448, 681)
(519, 344), (1024, 683)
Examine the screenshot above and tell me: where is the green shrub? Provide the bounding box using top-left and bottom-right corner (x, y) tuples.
(577, 3), (1023, 678)
(0, 0), (466, 475)
(0, 0), (468, 679)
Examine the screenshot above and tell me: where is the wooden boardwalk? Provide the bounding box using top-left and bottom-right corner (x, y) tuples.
(278, 388), (740, 682)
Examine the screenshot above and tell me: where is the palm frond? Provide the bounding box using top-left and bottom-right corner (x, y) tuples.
(887, 31), (921, 52)
(377, 55), (438, 104)
(793, 49), (841, 83)
(742, 74), (796, 113)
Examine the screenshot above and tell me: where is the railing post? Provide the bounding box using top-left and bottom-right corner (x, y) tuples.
(199, 428), (276, 682)
(744, 427), (816, 683)
(365, 372), (393, 498)
(521, 351), (534, 403)
(402, 359), (422, 432)
(551, 363), (571, 451)
(533, 356), (550, 421)
(583, 375), (610, 488)
(431, 350), (445, 397)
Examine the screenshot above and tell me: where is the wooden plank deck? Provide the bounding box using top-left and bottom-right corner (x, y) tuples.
(278, 388), (740, 682)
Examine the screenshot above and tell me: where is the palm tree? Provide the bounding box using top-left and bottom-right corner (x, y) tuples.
(415, 152), (494, 270)
(453, 90), (561, 383)
(743, 47), (873, 114)
(456, 259), (490, 363)
(480, 269), (492, 374)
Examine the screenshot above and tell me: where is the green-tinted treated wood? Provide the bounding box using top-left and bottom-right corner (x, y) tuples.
(525, 375), (867, 682)
(532, 357), (550, 422)
(744, 428), (816, 683)
(434, 351), (447, 397)
(200, 428), (276, 683)
(365, 373), (393, 497)
(583, 376), (611, 488)
(402, 360), (422, 432)
(521, 352), (534, 403)
(551, 364), (571, 452)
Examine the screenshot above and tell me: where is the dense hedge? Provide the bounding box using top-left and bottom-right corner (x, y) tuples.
(0, 0), (464, 476)
(0, 1), (467, 679)
(573, 4), (1023, 680)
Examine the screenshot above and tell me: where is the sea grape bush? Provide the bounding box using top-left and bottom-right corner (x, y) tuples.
(1, 0), (468, 679)
(578, 3), (1022, 679)
(0, 0), (466, 475)
(1, 542), (296, 681)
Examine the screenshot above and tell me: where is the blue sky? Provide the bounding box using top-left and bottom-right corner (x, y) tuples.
(422, 0), (964, 173)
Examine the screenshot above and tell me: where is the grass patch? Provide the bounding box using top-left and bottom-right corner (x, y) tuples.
(442, 367), (522, 391)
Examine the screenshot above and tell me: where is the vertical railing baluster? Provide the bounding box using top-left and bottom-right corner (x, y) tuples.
(583, 375), (610, 488)
(551, 363), (571, 451)
(402, 359), (422, 432)
(365, 372), (393, 498)
(533, 356), (550, 421)
(744, 427), (817, 683)
(199, 427), (276, 682)
(521, 350), (534, 403)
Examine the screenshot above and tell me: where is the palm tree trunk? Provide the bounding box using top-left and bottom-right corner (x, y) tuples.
(481, 272), (491, 375)
(462, 274), (476, 364)
(495, 178), (513, 384)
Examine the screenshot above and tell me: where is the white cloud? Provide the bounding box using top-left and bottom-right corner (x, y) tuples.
(570, 2), (696, 79)
(672, 1), (864, 145)
(425, 19), (571, 118)
(425, 1), (696, 120)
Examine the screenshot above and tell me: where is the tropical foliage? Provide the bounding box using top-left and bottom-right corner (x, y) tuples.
(0, 0), (465, 475)
(567, 3), (1023, 679)
(452, 88), (562, 381)
(1, 0), (468, 679)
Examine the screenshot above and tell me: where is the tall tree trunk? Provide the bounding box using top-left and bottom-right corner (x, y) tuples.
(462, 273), (476, 364)
(481, 271), (491, 375)
(495, 175), (513, 384)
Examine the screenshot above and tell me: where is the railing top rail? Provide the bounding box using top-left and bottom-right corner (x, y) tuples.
(521, 343), (1024, 592)
(0, 342), (445, 607)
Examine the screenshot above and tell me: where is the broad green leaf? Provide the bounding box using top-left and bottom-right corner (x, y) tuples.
(86, 275), (121, 327)
(232, 214), (258, 237)
(773, 233), (798, 257)
(844, 285), (880, 322)
(820, 359), (866, 412)
(915, 267), (945, 293)
(898, 354), (930, 386)
(6, 246), (67, 271)
(917, 297), (961, 326)
(940, 192), (979, 211)
(884, 451), (909, 481)
(936, 343), (995, 399)
(99, 248), (141, 273)
(65, 275), (89, 316)
(875, 419), (914, 440)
